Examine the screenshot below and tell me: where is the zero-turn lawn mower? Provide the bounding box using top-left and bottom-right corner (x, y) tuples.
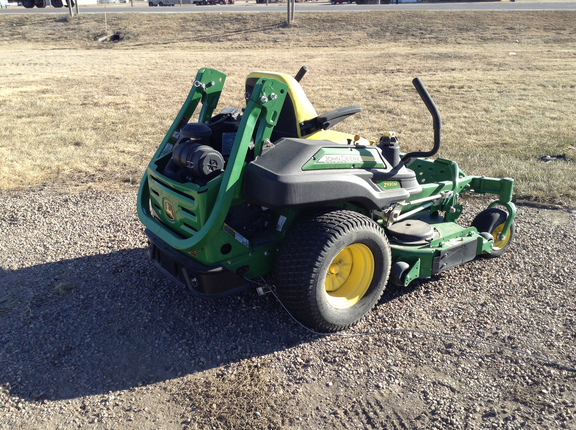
(137, 67), (516, 332)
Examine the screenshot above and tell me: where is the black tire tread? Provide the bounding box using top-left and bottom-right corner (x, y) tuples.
(275, 209), (390, 332)
(471, 208), (515, 258)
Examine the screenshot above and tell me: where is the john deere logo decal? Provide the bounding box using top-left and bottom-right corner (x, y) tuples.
(164, 199), (175, 221)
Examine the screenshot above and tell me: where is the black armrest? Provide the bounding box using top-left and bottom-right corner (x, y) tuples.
(299, 106), (362, 136)
(318, 106), (362, 130)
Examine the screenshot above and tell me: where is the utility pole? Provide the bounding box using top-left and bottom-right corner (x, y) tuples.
(287, 0), (295, 24)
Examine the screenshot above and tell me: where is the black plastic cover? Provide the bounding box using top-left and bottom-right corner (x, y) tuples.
(243, 138), (421, 210)
(387, 220), (436, 245)
(180, 123), (213, 139)
(432, 238), (478, 274)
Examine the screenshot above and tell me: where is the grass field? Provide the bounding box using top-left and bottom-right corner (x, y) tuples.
(0, 11), (575, 203)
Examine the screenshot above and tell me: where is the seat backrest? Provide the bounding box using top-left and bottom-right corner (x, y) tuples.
(245, 72), (318, 141)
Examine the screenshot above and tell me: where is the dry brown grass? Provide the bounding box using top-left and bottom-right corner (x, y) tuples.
(0, 11), (575, 202)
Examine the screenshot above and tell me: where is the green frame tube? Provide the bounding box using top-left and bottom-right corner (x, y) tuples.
(138, 70), (288, 252)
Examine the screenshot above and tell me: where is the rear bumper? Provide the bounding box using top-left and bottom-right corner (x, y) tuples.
(145, 228), (249, 298)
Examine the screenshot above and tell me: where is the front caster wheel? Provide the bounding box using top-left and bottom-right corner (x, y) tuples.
(472, 208), (515, 258)
(275, 210), (391, 332)
(390, 261), (410, 287)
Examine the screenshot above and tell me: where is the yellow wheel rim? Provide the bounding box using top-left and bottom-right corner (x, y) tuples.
(324, 243), (374, 309)
(492, 223), (509, 250)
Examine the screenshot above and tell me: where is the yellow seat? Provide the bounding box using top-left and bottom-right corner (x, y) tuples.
(246, 71), (369, 145)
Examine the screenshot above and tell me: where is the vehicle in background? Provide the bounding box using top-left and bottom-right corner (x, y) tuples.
(149, 0), (177, 5)
(11, 0), (75, 8)
(192, 0), (234, 4)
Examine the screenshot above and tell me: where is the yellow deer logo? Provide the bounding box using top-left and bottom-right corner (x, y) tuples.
(164, 199), (175, 221)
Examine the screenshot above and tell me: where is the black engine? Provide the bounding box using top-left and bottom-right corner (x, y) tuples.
(162, 108), (241, 184)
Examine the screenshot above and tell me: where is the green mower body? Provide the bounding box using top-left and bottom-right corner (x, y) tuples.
(137, 67), (516, 332)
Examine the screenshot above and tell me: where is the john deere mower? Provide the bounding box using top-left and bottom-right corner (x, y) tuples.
(137, 67), (516, 332)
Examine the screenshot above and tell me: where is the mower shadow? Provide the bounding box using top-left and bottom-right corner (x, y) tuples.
(0, 249), (309, 401)
(379, 276), (436, 305)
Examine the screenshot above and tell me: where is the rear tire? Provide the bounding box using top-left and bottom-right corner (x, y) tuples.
(34, 0), (46, 7)
(471, 208), (515, 258)
(22, 0), (35, 7)
(275, 209), (391, 332)
(52, 0), (63, 7)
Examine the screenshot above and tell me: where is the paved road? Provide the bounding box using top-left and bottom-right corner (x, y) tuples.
(2, 1), (576, 14)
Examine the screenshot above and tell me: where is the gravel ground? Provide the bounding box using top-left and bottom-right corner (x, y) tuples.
(1, 189), (575, 429)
